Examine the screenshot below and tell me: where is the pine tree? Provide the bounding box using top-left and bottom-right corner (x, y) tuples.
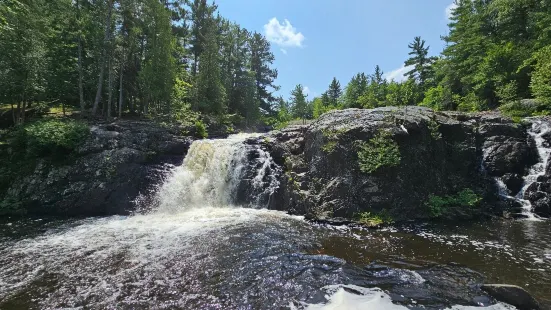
(327, 77), (342, 106)
(250, 32), (278, 114)
(195, 15), (226, 115)
(291, 84), (307, 122)
(404, 36), (436, 90)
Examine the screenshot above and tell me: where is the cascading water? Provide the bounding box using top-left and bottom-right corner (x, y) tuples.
(0, 134), (546, 309)
(155, 133), (280, 212)
(494, 120), (551, 219)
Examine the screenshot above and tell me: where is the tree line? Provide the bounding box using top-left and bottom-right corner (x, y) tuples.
(0, 0), (279, 127)
(281, 0), (551, 122)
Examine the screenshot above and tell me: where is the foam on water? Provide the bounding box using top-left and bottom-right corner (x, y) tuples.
(493, 120), (551, 220)
(0, 207), (299, 306)
(291, 285), (516, 310)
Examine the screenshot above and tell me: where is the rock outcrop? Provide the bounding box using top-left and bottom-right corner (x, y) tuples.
(481, 284), (541, 310)
(264, 107), (542, 221)
(2, 120), (193, 216)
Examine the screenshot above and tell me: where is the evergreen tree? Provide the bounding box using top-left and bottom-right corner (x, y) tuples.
(404, 36), (436, 90)
(250, 32), (278, 114)
(327, 77), (342, 106)
(195, 15), (226, 115)
(291, 84), (308, 122)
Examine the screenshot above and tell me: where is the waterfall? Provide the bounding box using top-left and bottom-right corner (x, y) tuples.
(155, 133), (280, 213)
(494, 120), (550, 219)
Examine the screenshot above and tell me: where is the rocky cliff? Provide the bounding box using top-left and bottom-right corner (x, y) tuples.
(1, 120), (192, 216)
(263, 107), (550, 222)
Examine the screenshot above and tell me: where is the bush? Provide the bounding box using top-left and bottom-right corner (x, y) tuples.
(530, 46), (551, 106)
(426, 189), (481, 219)
(357, 130), (401, 173)
(357, 210), (393, 227)
(321, 127), (347, 153)
(14, 119), (89, 158)
(195, 120), (208, 139)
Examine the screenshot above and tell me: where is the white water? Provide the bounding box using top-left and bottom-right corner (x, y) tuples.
(292, 284), (516, 310)
(155, 133), (279, 212)
(495, 120), (551, 219)
(0, 134), (529, 308)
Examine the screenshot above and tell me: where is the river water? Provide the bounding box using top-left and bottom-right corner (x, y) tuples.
(0, 134), (550, 309)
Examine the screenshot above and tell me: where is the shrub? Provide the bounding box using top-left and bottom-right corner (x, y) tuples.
(357, 130), (401, 173)
(195, 120), (208, 139)
(427, 117), (442, 140)
(321, 127), (347, 153)
(530, 46), (551, 106)
(426, 189), (482, 219)
(14, 119), (89, 158)
(357, 210), (393, 227)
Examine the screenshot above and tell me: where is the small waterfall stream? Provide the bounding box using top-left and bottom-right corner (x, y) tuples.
(494, 120), (551, 219)
(155, 133), (280, 212)
(0, 133), (548, 309)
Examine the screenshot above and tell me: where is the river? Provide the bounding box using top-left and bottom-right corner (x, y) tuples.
(0, 134), (549, 309)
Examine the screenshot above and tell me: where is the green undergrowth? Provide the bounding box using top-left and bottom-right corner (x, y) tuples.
(321, 127), (347, 153)
(499, 100), (550, 123)
(426, 188), (482, 219)
(0, 118), (90, 215)
(427, 117), (442, 140)
(357, 130), (401, 173)
(356, 210), (394, 227)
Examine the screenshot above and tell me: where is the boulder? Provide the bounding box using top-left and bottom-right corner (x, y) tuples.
(1, 120), (193, 216)
(481, 284), (541, 310)
(264, 107), (542, 221)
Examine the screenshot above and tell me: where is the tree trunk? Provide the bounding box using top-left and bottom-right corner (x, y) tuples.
(107, 57), (113, 118)
(91, 0), (113, 116)
(77, 0), (85, 116)
(119, 60), (123, 118)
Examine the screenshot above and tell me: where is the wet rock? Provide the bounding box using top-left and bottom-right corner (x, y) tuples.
(2, 120), (193, 216)
(501, 173), (524, 195)
(480, 123), (538, 176)
(265, 107), (512, 221)
(481, 284), (541, 310)
(264, 107), (545, 221)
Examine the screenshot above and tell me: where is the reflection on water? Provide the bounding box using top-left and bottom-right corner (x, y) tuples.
(1, 214), (550, 309)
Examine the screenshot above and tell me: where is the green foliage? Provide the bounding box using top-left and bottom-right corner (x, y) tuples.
(357, 131), (401, 173)
(290, 84), (308, 121)
(356, 210), (393, 227)
(420, 86), (454, 111)
(321, 127), (347, 153)
(426, 189), (482, 219)
(530, 45), (551, 106)
(427, 117), (442, 140)
(194, 120), (208, 139)
(456, 93), (487, 112)
(14, 119), (89, 158)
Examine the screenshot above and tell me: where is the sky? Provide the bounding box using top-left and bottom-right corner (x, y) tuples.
(217, 0), (457, 99)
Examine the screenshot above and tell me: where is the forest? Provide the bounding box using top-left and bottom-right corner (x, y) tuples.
(287, 0), (551, 124)
(0, 0), (279, 130)
(0, 0), (550, 131)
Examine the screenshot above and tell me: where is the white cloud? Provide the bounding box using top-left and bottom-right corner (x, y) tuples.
(264, 18), (305, 48)
(446, 2), (457, 19)
(280, 48), (288, 55)
(303, 86), (311, 96)
(383, 65), (414, 83)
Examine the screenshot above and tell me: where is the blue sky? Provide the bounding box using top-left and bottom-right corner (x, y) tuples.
(217, 0), (457, 99)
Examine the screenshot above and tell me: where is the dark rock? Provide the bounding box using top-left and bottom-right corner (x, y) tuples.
(264, 107), (542, 221)
(501, 173), (524, 195)
(1, 120), (193, 216)
(481, 284), (541, 310)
